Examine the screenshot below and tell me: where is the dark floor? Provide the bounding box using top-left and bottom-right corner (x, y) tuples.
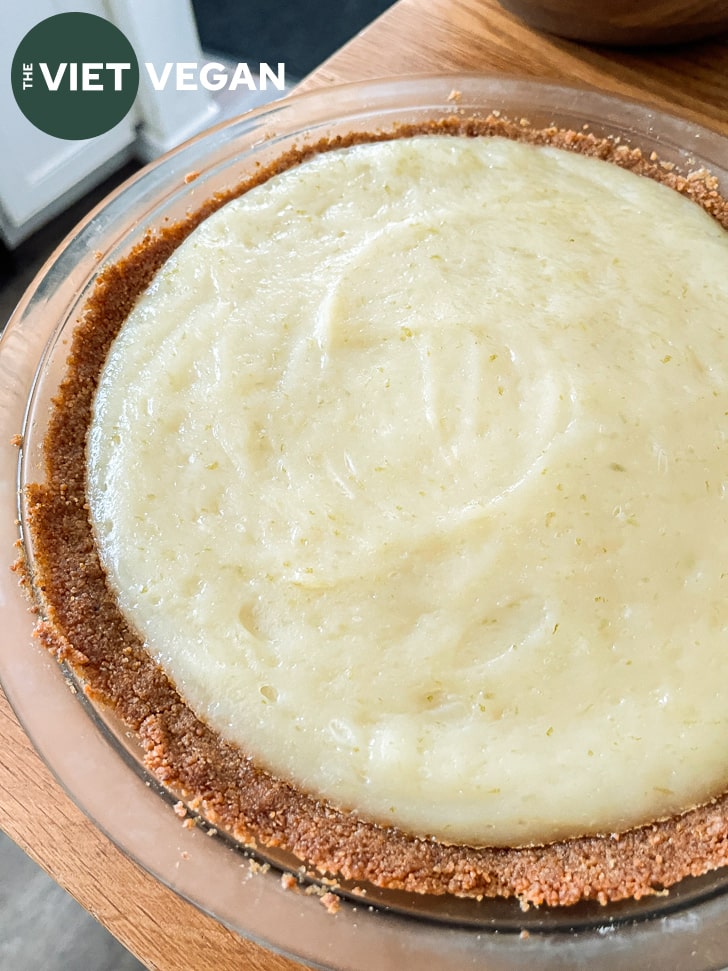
(0, 833), (145, 971)
(1, 2), (391, 969)
(0, 161), (142, 331)
(191, 0), (394, 79)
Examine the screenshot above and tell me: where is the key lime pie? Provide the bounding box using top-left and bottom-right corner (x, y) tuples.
(19, 113), (728, 907)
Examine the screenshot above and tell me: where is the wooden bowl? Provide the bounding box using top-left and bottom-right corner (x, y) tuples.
(496, 0), (728, 44)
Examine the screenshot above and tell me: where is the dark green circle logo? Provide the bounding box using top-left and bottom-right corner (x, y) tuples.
(11, 13), (139, 140)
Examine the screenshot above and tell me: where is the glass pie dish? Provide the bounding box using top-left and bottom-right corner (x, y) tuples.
(2, 74), (728, 971)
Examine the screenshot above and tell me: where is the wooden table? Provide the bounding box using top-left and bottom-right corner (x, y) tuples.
(1, 2), (727, 969)
(303, 0), (728, 136)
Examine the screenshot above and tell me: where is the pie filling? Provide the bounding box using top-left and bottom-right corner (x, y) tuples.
(86, 134), (728, 849)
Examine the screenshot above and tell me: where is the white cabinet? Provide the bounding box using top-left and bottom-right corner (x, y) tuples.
(1, 0), (220, 247)
(107, 0), (219, 160)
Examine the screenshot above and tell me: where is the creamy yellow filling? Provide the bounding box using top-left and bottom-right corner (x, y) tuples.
(87, 134), (728, 846)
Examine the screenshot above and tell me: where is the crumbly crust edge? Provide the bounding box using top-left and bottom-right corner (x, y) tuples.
(14, 114), (728, 909)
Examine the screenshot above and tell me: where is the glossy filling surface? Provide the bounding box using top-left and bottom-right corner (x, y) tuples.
(88, 134), (728, 847)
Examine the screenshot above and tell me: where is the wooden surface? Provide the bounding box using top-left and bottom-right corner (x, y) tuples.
(304, 0), (728, 135)
(0, 691), (303, 971)
(1, 2), (727, 970)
